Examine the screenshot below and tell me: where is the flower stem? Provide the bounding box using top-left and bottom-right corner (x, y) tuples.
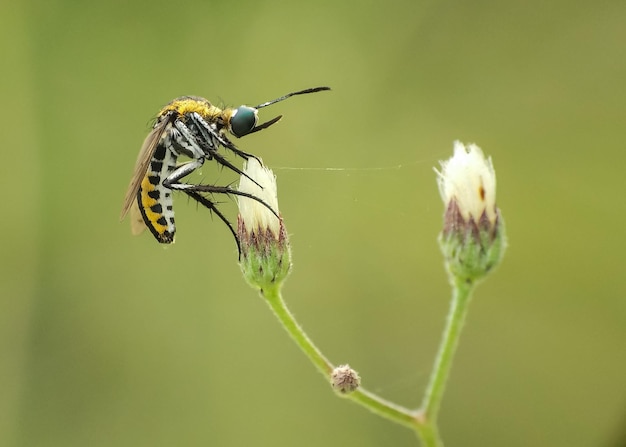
(346, 388), (419, 429)
(419, 278), (474, 422)
(261, 284), (333, 376)
(414, 421), (443, 447)
(260, 283), (419, 429)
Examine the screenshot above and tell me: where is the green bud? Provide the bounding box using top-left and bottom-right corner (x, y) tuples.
(435, 141), (507, 284)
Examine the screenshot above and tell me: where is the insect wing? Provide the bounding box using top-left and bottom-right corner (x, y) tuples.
(129, 198), (147, 235)
(120, 117), (170, 220)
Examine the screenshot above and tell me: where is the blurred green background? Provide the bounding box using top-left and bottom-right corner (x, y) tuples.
(2, 0), (625, 446)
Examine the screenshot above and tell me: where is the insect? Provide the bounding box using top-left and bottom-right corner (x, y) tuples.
(120, 86), (330, 250)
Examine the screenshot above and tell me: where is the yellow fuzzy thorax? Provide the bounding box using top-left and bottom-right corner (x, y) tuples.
(159, 96), (224, 120)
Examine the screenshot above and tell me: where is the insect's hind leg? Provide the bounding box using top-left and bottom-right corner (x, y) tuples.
(187, 184), (279, 219)
(162, 159), (204, 191)
(183, 190), (242, 257)
(164, 160), (245, 256)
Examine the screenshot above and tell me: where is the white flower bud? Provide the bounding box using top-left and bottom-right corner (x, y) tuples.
(237, 158), (291, 289)
(435, 142), (506, 283)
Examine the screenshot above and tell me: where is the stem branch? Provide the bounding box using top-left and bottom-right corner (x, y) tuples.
(261, 284), (420, 430)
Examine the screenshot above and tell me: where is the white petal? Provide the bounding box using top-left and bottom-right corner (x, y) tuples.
(436, 141), (497, 224)
(238, 158), (281, 235)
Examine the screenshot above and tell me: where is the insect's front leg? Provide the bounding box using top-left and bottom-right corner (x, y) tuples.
(170, 117), (263, 190)
(214, 132), (259, 161)
(190, 112), (261, 163)
(171, 120), (208, 160)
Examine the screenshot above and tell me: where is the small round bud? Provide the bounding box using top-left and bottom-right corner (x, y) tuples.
(331, 364), (361, 394)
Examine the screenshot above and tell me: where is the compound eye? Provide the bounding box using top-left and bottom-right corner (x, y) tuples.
(230, 106), (258, 137)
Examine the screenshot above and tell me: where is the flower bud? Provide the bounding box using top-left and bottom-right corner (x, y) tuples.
(237, 158), (291, 290)
(331, 364), (361, 394)
(435, 141), (506, 283)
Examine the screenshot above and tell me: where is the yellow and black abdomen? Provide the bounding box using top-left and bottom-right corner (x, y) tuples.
(137, 141), (177, 243)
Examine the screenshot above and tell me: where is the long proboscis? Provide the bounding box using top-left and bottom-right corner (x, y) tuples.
(249, 86), (331, 134)
(253, 86), (331, 110)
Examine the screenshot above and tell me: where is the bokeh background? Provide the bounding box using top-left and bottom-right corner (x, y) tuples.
(2, 0), (625, 446)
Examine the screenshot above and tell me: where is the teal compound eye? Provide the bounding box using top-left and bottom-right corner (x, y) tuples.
(229, 106), (258, 137)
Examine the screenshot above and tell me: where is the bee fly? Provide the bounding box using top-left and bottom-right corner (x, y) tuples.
(120, 86), (330, 250)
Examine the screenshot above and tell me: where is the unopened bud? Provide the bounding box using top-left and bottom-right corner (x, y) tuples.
(435, 141), (507, 283)
(237, 158), (291, 290)
(331, 364), (361, 394)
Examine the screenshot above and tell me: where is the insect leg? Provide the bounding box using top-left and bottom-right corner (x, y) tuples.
(189, 112), (263, 166)
(188, 184), (279, 219)
(174, 118), (263, 189)
(162, 157), (245, 253)
(161, 151), (276, 220)
(212, 131), (259, 161)
(161, 158), (204, 191)
(172, 120), (210, 159)
(162, 138), (275, 216)
(183, 190), (242, 257)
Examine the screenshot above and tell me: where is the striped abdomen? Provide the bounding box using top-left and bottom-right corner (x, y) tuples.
(137, 141), (177, 243)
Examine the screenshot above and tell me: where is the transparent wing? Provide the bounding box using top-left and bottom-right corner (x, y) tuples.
(129, 198), (147, 235)
(120, 116), (170, 220)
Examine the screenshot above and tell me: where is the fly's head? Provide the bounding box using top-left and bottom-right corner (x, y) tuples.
(225, 106), (259, 138)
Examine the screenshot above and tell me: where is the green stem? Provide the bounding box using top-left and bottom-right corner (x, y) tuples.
(347, 388), (419, 429)
(259, 278), (472, 447)
(261, 283), (419, 430)
(419, 278), (474, 422)
(414, 421), (442, 447)
(261, 284), (333, 376)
